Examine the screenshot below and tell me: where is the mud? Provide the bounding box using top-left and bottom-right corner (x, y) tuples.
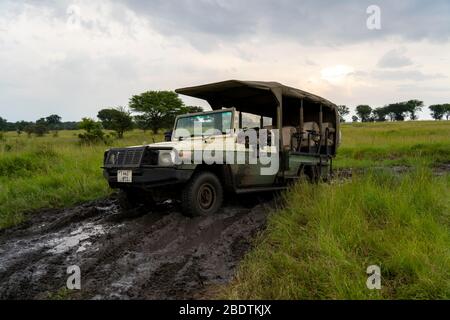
(334, 163), (450, 179)
(0, 195), (275, 300)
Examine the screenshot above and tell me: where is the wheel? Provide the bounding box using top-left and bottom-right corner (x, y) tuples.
(117, 188), (154, 211)
(181, 171), (224, 217)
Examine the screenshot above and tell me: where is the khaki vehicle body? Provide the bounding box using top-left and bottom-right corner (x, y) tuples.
(103, 80), (340, 215)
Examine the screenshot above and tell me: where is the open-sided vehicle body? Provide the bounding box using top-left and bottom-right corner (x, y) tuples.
(103, 80), (340, 216)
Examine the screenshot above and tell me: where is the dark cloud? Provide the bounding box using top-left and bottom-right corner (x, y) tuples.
(121, 0), (450, 48)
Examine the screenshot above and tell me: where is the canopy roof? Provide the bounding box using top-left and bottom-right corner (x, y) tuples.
(175, 80), (337, 112)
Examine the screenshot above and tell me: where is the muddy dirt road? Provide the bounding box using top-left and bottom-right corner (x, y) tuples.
(0, 195), (274, 299)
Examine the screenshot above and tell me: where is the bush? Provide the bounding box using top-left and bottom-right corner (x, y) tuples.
(21, 124), (49, 137)
(78, 118), (107, 144)
(33, 123), (49, 137)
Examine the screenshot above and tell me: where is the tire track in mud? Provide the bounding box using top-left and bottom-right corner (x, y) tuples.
(0, 195), (274, 299)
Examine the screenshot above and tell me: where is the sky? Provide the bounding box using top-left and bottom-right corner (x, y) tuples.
(0, 0), (449, 122)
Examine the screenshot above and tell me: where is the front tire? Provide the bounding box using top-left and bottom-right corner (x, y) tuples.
(181, 171), (223, 217)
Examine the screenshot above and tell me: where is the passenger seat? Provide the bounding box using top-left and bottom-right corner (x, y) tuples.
(301, 122), (320, 147)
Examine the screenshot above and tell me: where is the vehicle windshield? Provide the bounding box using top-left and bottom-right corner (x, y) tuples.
(173, 111), (232, 139)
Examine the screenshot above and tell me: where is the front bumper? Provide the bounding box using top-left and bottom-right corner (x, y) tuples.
(103, 167), (194, 189)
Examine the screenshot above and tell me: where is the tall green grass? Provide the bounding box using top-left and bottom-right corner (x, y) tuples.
(0, 130), (162, 228)
(225, 169), (450, 299)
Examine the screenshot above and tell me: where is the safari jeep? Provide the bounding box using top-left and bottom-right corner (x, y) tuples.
(103, 80), (340, 216)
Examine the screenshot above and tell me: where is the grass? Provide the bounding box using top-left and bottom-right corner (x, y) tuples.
(224, 120), (450, 299)
(0, 130), (162, 228)
(0, 120), (449, 229)
(1, 120), (450, 299)
(336, 121), (450, 168)
(224, 169), (450, 299)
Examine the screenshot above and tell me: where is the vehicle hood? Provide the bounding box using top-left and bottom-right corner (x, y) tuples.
(124, 136), (234, 152)
(126, 140), (196, 150)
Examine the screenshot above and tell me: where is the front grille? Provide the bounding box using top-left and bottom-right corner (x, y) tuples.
(141, 149), (159, 166)
(105, 147), (145, 168)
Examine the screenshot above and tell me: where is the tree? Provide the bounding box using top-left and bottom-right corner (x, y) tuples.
(337, 105), (350, 123)
(78, 118), (106, 144)
(134, 114), (152, 132)
(372, 107), (388, 122)
(34, 124), (49, 136)
(24, 124), (35, 137)
(444, 104), (450, 120)
(45, 114), (62, 131)
(352, 115), (359, 122)
(129, 91), (185, 134)
(356, 105), (372, 122)
(429, 105), (446, 120)
(97, 107), (133, 138)
(31, 118), (49, 137)
(405, 100), (424, 120)
(183, 105), (204, 114)
(15, 121), (30, 135)
(385, 102), (408, 121)
(0, 117), (7, 131)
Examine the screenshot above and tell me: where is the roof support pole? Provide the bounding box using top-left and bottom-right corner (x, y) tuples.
(299, 99), (304, 133)
(277, 101), (283, 148)
(238, 111), (243, 129)
(319, 104), (323, 153)
(319, 104), (323, 136)
(298, 99), (304, 152)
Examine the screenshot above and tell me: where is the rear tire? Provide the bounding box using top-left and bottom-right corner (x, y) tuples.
(181, 171), (223, 217)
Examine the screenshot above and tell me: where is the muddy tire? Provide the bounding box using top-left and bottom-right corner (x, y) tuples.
(181, 171), (223, 217)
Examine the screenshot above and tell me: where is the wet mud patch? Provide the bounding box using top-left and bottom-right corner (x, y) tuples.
(0, 195), (273, 299)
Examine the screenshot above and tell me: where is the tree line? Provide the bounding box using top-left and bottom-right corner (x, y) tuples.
(337, 101), (450, 123)
(2, 93), (449, 141)
(0, 115), (79, 136)
(0, 91), (203, 142)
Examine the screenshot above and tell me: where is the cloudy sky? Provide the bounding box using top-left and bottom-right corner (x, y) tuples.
(0, 0), (449, 122)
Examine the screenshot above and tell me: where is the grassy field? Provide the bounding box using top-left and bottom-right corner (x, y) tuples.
(1, 121), (450, 299)
(224, 170), (450, 299)
(336, 121), (450, 168)
(0, 130), (163, 228)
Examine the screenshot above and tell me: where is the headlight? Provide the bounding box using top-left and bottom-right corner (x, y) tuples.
(158, 150), (176, 166)
(108, 153), (116, 165)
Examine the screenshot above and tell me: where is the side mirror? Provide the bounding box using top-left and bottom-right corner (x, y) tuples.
(164, 131), (172, 142)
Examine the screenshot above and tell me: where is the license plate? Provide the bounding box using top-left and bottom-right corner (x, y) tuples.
(117, 170), (132, 183)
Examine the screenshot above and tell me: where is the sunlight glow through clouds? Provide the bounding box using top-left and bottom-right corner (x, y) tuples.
(321, 65), (355, 84)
